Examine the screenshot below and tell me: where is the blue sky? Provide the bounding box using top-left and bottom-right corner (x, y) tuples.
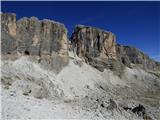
(1, 1), (160, 61)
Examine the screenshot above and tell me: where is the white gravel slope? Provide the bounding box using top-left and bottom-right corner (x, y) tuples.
(1, 55), (160, 119)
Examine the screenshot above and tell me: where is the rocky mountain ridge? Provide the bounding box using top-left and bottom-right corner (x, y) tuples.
(1, 13), (160, 73)
(1, 13), (160, 120)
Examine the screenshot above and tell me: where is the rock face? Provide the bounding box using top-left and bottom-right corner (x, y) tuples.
(1, 13), (17, 37)
(1, 13), (17, 54)
(116, 44), (160, 71)
(16, 17), (68, 57)
(71, 25), (117, 59)
(1, 13), (69, 72)
(71, 25), (123, 74)
(71, 25), (160, 73)
(1, 13), (159, 73)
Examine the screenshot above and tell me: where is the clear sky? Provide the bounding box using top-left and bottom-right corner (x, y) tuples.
(1, 1), (160, 61)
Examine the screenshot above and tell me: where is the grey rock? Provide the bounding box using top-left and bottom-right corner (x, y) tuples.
(71, 25), (117, 59)
(116, 44), (160, 71)
(1, 13), (69, 72)
(1, 13), (17, 55)
(2, 13), (159, 73)
(71, 25), (160, 73)
(70, 25), (125, 75)
(1, 31), (17, 55)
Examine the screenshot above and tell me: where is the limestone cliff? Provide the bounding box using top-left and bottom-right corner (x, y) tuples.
(1, 13), (159, 73)
(71, 25), (116, 59)
(71, 25), (160, 73)
(1, 13), (17, 54)
(1, 13), (69, 72)
(70, 25), (120, 73)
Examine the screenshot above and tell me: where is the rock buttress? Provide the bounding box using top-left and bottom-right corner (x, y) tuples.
(71, 25), (117, 60)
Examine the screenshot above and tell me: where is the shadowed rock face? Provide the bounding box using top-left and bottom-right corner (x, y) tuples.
(1, 13), (69, 72)
(116, 44), (160, 71)
(16, 17), (68, 56)
(1, 13), (17, 55)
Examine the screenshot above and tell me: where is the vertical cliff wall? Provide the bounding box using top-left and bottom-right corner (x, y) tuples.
(70, 25), (124, 74)
(71, 25), (117, 59)
(1, 13), (17, 54)
(70, 25), (160, 72)
(1, 13), (159, 73)
(1, 13), (69, 72)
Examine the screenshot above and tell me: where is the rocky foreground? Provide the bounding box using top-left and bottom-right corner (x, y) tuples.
(1, 13), (160, 120)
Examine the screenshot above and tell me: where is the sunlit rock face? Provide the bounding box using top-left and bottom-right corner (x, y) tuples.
(1, 13), (159, 73)
(1, 13), (17, 37)
(71, 25), (117, 59)
(70, 25), (122, 73)
(1, 13), (17, 55)
(70, 25), (160, 72)
(1, 13), (69, 72)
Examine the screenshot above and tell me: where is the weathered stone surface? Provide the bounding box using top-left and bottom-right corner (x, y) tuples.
(116, 44), (160, 71)
(2, 13), (159, 73)
(1, 13), (69, 72)
(1, 13), (17, 37)
(71, 25), (160, 73)
(71, 25), (116, 59)
(1, 13), (17, 55)
(1, 31), (17, 55)
(71, 25), (122, 73)
(16, 17), (68, 57)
